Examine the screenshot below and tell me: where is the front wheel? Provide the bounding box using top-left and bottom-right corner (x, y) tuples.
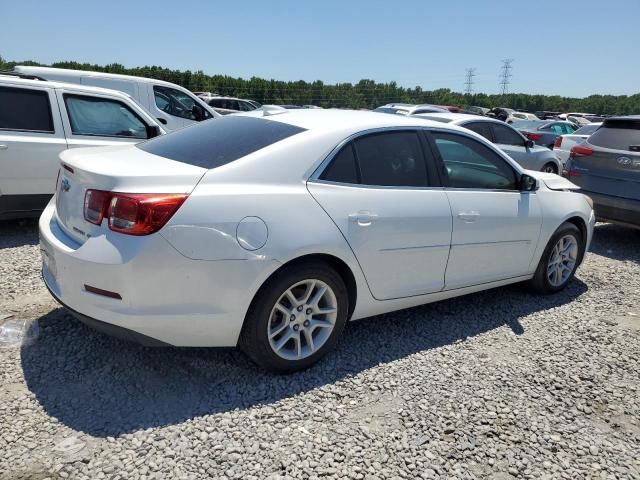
(541, 162), (558, 174)
(239, 262), (348, 373)
(530, 222), (584, 293)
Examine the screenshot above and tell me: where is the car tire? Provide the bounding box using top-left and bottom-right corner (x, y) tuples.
(541, 162), (558, 174)
(239, 261), (349, 373)
(530, 222), (584, 294)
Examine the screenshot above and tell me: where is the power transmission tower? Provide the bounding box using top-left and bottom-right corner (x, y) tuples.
(499, 59), (514, 96)
(464, 68), (476, 95)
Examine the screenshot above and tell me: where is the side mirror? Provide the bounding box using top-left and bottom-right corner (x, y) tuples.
(520, 174), (538, 192)
(191, 104), (205, 121)
(525, 139), (535, 148)
(146, 125), (162, 139)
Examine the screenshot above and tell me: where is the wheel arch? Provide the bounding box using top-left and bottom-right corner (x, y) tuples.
(246, 253), (358, 324)
(563, 215), (588, 264)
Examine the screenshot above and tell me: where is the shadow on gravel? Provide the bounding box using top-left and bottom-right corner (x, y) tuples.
(0, 219), (39, 249)
(589, 223), (640, 264)
(21, 278), (586, 437)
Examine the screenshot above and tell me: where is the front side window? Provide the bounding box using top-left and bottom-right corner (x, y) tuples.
(64, 95), (148, 139)
(0, 86), (54, 133)
(354, 131), (428, 187)
(431, 132), (517, 190)
(238, 101), (255, 112)
(492, 124), (525, 146)
(463, 121), (493, 142)
(154, 86), (211, 120)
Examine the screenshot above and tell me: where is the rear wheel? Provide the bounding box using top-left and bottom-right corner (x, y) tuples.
(530, 222), (583, 293)
(239, 262), (348, 372)
(541, 162), (558, 174)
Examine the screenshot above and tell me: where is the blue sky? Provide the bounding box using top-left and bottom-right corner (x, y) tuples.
(2, 0), (638, 97)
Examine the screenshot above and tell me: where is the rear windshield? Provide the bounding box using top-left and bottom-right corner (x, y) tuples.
(138, 115), (306, 168)
(588, 118), (640, 150)
(574, 124), (601, 136)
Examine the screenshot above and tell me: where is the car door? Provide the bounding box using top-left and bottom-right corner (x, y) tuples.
(56, 90), (156, 150)
(427, 130), (542, 289)
(151, 85), (213, 130)
(0, 84), (67, 203)
(307, 130), (453, 300)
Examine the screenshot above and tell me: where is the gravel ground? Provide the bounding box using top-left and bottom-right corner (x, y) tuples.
(0, 219), (639, 480)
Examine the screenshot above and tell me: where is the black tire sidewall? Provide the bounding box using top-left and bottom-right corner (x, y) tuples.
(240, 262), (349, 373)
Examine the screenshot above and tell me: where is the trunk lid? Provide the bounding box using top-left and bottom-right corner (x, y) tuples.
(55, 144), (207, 244)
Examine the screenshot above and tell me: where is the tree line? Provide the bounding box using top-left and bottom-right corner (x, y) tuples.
(2, 56), (639, 115)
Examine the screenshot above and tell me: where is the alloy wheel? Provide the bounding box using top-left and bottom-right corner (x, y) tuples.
(267, 279), (338, 361)
(547, 234), (578, 287)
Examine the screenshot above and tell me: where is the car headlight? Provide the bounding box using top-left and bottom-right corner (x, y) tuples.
(583, 194), (593, 209)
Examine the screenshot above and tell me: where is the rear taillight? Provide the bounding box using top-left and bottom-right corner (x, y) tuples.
(526, 132), (543, 141)
(554, 137), (562, 148)
(570, 145), (593, 158)
(84, 189), (111, 225)
(83, 190), (188, 235)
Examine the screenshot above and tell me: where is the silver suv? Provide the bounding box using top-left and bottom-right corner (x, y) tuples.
(564, 116), (640, 228)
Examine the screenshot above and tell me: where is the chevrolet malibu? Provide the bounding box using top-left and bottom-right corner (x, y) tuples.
(40, 108), (595, 372)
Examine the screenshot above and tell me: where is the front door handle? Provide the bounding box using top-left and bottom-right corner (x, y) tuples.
(0, 144), (7, 151)
(457, 211), (480, 223)
(348, 211), (377, 226)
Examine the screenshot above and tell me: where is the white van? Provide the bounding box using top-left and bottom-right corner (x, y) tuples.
(0, 74), (165, 219)
(13, 66), (220, 131)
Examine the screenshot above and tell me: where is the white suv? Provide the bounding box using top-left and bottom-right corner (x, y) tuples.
(0, 74), (164, 219)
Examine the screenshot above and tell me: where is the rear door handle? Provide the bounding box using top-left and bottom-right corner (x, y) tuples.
(457, 211), (480, 223)
(0, 145), (7, 150)
(348, 211), (377, 226)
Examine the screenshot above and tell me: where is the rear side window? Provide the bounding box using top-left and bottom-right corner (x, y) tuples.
(589, 118), (640, 150)
(354, 131), (428, 187)
(320, 144), (359, 184)
(0, 86), (54, 133)
(138, 115), (306, 168)
(64, 94), (148, 139)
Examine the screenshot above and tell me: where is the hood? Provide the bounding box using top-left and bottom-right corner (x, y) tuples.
(524, 170), (580, 191)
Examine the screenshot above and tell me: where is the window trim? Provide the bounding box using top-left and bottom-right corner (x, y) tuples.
(424, 130), (523, 193)
(310, 127), (438, 190)
(63, 93), (150, 140)
(0, 86), (55, 134)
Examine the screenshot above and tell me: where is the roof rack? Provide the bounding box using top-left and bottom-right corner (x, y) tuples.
(0, 71), (48, 81)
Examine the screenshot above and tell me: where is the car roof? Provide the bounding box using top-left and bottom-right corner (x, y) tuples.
(14, 65), (181, 88)
(0, 74), (135, 99)
(241, 108), (463, 134)
(413, 112), (504, 125)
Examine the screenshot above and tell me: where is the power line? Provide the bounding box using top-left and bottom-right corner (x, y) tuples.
(499, 59), (514, 96)
(464, 68), (476, 95)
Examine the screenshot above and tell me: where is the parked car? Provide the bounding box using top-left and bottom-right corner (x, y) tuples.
(467, 106), (490, 116)
(511, 112), (540, 121)
(564, 116), (640, 227)
(486, 107), (515, 122)
(374, 103), (448, 115)
(202, 96), (262, 115)
(0, 74), (163, 220)
(535, 111), (562, 120)
(40, 109), (594, 372)
(415, 113), (562, 173)
(12, 66), (219, 131)
(554, 123), (602, 166)
(513, 120), (578, 149)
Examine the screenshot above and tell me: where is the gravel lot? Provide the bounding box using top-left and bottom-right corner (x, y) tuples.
(0, 219), (639, 480)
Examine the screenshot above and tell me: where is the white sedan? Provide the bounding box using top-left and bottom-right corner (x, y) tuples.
(39, 108), (595, 372)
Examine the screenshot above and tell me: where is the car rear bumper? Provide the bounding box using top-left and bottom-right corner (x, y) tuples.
(583, 191), (640, 227)
(39, 200), (280, 347)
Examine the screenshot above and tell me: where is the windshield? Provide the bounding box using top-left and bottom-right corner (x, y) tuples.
(374, 107), (410, 115)
(574, 124), (601, 135)
(138, 115), (306, 168)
